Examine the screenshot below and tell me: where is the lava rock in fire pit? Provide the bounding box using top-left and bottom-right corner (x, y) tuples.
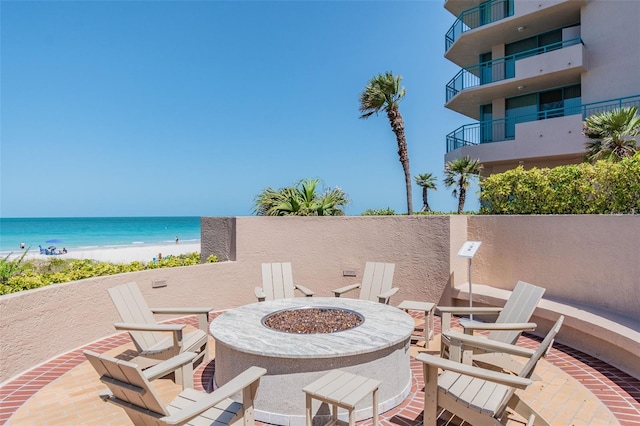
(263, 307), (364, 334)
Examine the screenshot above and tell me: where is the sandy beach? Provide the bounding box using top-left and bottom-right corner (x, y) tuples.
(21, 243), (200, 264)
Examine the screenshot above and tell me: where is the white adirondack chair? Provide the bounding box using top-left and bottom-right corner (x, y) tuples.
(108, 282), (212, 383)
(254, 262), (315, 301)
(84, 350), (266, 426)
(416, 316), (564, 426)
(438, 280), (545, 372)
(332, 262), (398, 304)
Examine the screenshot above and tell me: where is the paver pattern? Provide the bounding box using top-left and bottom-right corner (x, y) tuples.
(1, 312), (639, 425)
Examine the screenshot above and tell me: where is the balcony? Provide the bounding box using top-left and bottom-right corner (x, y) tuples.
(446, 41), (585, 120)
(446, 37), (583, 103)
(445, 0), (584, 67)
(445, 0), (514, 52)
(444, 94), (640, 169)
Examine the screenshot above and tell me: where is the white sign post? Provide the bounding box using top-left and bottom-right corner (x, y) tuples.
(457, 241), (482, 320)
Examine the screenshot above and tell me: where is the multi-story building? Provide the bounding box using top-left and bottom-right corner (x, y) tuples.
(443, 0), (640, 175)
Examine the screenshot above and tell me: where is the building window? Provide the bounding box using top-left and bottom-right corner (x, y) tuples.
(539, 85), (581, 119)
(504, 85), (582, 137)
(480, 104), (493, 143)
(505, 94), (536, 138)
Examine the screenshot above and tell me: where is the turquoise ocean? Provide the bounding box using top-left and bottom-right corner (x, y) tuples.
(0, 217), (201, 257)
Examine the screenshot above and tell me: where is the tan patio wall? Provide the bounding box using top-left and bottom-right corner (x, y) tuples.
(464, 215), (640, 317)
(1, 215), (638, 384)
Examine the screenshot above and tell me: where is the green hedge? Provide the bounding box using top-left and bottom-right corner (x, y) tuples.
(479, 154), (640, 214)
(0, 252), (218, 295)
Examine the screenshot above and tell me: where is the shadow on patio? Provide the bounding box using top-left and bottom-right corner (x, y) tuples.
(1, 313), (639, 426)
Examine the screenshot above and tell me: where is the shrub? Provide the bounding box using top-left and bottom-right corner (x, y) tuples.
(361, 208), (396, 216)
(479, 154), (640, 214)
(0, 251), (218, 295)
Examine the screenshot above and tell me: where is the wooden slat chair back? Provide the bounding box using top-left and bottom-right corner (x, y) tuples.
(359, 262), (395, 302)
(333, 262), (398, 304)
(262, 262), (295, 301)
(108, 281), (165, 352)
(417, 316), (564, 426)
(488, 280), (546, 345)
(493, 315), (564, 416)
(255, 262), (314, 301)
(84, 350), (170, 423)
(107, 281), (211, 381)
(85, 350), (267, 426)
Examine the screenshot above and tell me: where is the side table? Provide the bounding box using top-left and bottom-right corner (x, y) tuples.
(303, 369), (381, 426)
(397, 300), (436, 345)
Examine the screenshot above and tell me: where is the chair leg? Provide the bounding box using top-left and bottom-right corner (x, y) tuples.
(423, 364), (439, 425)
(305, 394), (313, 426)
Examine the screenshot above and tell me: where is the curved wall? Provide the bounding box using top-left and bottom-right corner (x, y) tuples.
(1, 215), (637, 384)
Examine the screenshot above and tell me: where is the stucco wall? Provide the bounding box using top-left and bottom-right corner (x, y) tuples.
(465, 215), (640, 317)
(0, 215), (455, 384)
(1, 215), (638, 384)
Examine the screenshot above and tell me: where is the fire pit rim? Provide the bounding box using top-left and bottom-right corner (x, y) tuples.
(210, 297), (415, 359)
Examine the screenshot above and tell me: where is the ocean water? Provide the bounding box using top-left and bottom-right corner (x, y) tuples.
(0, 217), (201, 256)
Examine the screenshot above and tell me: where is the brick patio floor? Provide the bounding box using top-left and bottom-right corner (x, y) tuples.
(1, 312), (639, 425)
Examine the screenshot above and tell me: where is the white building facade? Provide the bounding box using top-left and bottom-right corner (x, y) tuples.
(443, 0), (640, 175)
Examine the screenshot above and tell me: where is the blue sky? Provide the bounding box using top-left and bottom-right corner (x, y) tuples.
(1, 0), (479, 217)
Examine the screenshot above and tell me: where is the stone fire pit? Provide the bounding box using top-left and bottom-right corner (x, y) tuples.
(210, 297), (414, 426)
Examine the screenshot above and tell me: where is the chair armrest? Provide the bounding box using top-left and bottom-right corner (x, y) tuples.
(113, 322), (185, 332)
(443, 331), (536, 358)
(295, 284), (315, 297)
(151, 307), (212, 331)
(143, 352), (198, 382)
(255, 287), (266, 302)
(377, 287), (399, 304)
(436, 306), (504, 315)
(332, 283), (361, 297)
(151, 307), (212, 315)
(162, 366), (267, 425)
(437, 306), (504, 333)
(460, 321), (537, 333)
(415, 352), (531, 389)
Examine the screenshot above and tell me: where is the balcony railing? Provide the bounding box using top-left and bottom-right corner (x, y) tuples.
(446, 38), (583, 102)
(446, 94), (640, 153)
(445, 0), (514, 51)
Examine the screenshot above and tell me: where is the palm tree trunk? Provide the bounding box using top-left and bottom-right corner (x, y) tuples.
(387, 108), (413, 214)
(458, 185), (466, 214)
(422, 187), (430, 212)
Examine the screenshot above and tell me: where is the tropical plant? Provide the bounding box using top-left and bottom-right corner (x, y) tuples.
(0, 250), (30, 284)
(414, 173), (438, 212)
(359, 71), (413, 215)
(253, 178), (349, 216)
(444, 156), (482, 214)
(584, 106), (640, 163)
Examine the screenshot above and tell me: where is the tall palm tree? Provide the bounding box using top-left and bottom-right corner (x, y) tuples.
(444, 157), (482, 214)
(253, 178), (349, 216)
(584, 106), (640, 163)
(414, 173), (437, 212)
(359, 71), (413, 215)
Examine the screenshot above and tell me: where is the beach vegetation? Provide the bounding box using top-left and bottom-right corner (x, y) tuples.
(359, 71), (413, 215)
(0, 252), (214, 295)
(0, 250), (30, 284)
(361, 208), (396, 215)
(253, 178), (349, 216)
(479, 153), (640, 214)
(584, 106), (640, 164)
(444, 156), (483, 214)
